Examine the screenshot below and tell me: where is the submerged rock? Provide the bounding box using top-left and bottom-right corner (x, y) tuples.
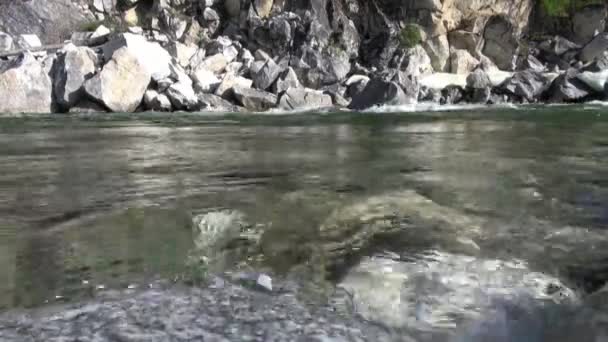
(339, 251), (576, 331)
(0, 53), (52, 113)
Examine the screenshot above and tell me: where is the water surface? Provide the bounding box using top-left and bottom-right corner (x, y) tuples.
(0, 106), (606, 311)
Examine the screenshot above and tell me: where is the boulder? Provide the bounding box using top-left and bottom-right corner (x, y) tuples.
(215, 73), (253, 98)
(198, 53), (229, 74)
(423, 35), (450, 72)
(401, 45), (434, 77)
(198, 93), (244, 112)
(345, 75), (370, 99)
(278, 87), (333, 111)
(348, 79), (414, 110)
(572, 5), (607, 45)
(167, 42), (198, 69)
(143, 89), (172, 111)
(576, 70), (608, 92)
(548, 69), (593, 103)
(482, 16), (518, 70)
(273, 67), (301, 94)
(0, 53), (52, 113)
(390, 71), (420, 100)
(450, 49), (479, 74)
(295, 48), (351, 88)
(500, 70), (552, 102)
(53, 44), (98, 110)
(191, 68), (220, 93)
(252, 58), (282, 91)
(101, 34), (172, 81)
(580, 33), (608, 63)
(232, 86), (277, 111)
(0, 32), (13, 52)
(517, 55), (545, 72)
(166, 80), (199, 110)
(466, 68), (492, 103)
(84, 47), (151, 112)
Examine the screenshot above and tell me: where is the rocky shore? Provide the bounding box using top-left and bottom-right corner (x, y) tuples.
(1, 0), (608, 114)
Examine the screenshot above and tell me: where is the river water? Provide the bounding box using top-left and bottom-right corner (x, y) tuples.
(0, 106), (607, 339)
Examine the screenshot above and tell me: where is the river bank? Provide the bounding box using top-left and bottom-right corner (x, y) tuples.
(2, 1), (608, 114)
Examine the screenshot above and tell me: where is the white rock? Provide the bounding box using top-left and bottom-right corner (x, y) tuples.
(0, 53), (53, 113)
(101, 33), (172, 81)
(167, 41), (198, 68)
(256, 274), (272, 291)
(91, 25), (111, 41)
(84, 46), (151, 112)
(191, 67), (220, 93)
(215, 73), (253, 98)
(200, 53), (229, 74)
(17, 34), (42, 49)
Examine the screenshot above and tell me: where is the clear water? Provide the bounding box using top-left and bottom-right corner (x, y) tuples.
(0, 106), (606, 313)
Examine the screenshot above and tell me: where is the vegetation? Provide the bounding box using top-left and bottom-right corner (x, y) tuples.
(399, 24), (422, 49)
(542, 0), (604, 16)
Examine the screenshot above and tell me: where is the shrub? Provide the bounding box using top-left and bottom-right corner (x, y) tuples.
(399, 24), (422, 49)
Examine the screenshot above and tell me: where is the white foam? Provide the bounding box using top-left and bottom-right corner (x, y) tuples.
(365, 102), (519, 113)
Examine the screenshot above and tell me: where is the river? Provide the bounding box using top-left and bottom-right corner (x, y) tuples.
(0, 105), (607, 341)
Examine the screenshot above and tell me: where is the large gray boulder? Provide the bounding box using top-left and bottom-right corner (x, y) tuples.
(548, 69), (593, 102)
(166, 80), (199, 110)
(278, 88), (333, 111)
(466, 68), (492, 103)
(198, 93), (244, 112)
(84, 47), (151, 112)
(215, 73), (253, 98)
(580, 33), (608, 63)
(482, 16), (519, 70)
(53, 44), (98, 110)
(348, 79), (414, 110)
(273, 67), (301, 94)
(0, 53), (52, 113)
(232, 86), (277, 112)
(500, 70), (552, 102)
(252, 58), (282, 91)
